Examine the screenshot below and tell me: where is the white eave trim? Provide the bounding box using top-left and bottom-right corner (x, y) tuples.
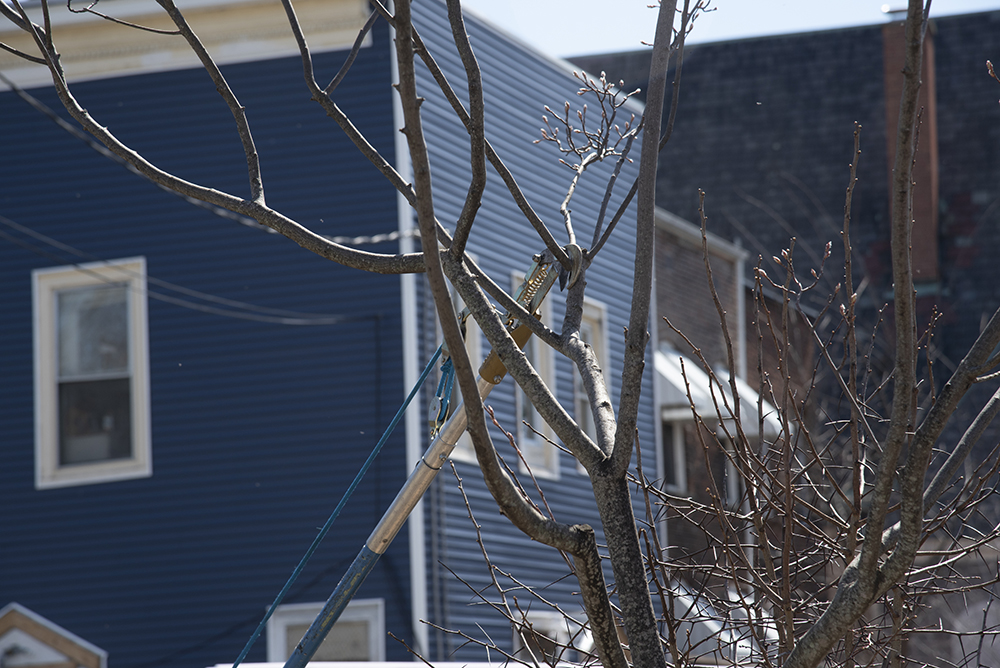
(0, 602), (109, 668)
(0, 0), (370, 90)
(655, 345), (781, 439)
(655, 207), (747, 263)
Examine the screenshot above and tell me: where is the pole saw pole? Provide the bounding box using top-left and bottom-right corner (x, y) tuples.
(283, 248), (570, 668)
(284, 375), (496, 668)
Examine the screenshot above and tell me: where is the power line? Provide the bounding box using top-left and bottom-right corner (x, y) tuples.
(0, 214), (371, 326)
(0, 70), (419, 247)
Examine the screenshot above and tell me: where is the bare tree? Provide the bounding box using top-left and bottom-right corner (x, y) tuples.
(4, 0), (1000, 667)
(630, 2), (1000, 666)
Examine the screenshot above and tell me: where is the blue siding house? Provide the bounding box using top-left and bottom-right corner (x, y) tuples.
(0, 1), (655, 667)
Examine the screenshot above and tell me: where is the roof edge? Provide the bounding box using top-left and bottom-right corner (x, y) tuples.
(0, 602), (108, 668)
(655, 207), (747, 262)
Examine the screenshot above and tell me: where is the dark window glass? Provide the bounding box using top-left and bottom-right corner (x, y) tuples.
(55, 281), (132, 467)
(58, 378), (133, 465)
(662, 421), (677, 488)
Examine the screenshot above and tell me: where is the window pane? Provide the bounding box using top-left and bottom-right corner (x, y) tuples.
(575, 313), (602, 444)
(58, 284), (129, 378)
(580, 320), (594, 347)
(517, 628), (563, 664)
(577, 390), (595, 440)
(285, 621), (370, 661)
(59, 378), (132, 464)
(520, 335), (539, 433)
(662, 421), (677, 488)
(576, 322), (595, 439)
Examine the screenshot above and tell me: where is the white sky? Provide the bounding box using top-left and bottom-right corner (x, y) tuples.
(461, 0), (1000, 58)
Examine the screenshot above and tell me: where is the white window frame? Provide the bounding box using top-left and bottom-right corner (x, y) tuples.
(512, 610), (592, 664)
(718, 431), (744, 512)
(445, 275), (484, 464)
(266, 599), (385, 662)
(33, 257), (151, 489)
(511, 272), (558, 479)
(573, 300), (609, 471)
(659, 409), (689, 495)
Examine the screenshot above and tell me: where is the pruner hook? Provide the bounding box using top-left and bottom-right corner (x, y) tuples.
(559, 243), (583, 291)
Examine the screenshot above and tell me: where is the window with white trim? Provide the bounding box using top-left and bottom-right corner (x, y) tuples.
(266, 599), (385, 662)
(660, 414), (688, 495)
(444, 287), (483, 464)
(33, 258), (151, 489)
(719, 434), (744, 511)
(511, 273), (557, 478)
(573, 300), (608, 447)
(512, 610), (593, 664)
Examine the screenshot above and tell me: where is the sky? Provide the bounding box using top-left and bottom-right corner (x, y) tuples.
(461, 0), (1000, 59)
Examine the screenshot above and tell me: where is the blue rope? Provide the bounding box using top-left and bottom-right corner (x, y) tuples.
(232, 344), (443, 668)
(433, 357), (455, 426)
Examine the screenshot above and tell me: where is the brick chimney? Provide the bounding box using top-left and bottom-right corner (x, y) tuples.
(882, 18), (939, 291)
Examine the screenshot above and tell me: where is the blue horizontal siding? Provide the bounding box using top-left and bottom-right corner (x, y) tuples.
(410, 0), (656, 660)
(0, 21), (416, 668)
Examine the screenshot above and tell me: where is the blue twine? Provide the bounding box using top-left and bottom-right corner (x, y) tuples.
(232, 345), (443, 668)
(433, 357), (456, 425)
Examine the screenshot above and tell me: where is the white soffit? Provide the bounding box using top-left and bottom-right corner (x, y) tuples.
(0, 0), (369, 89)
(0, 627), (71, 666)
(0, 603), (107, 668)
(654, 207), (747, 263)
(655, 346), (781, 439)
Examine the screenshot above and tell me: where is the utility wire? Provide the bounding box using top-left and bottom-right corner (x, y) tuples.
(0, 71), (420, 247)
(0, 71), (271, 233)
(1, 214), (366, 326)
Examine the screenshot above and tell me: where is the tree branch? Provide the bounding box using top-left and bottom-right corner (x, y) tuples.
(443, 0), (486, 258)
(854, 0), (927, 582)
(156, 0), (265, 204)
(8, 0), (424, 274)
(446, 256), (604, 467)
(610, 0), (676, 480)
(588, 6), (678, 668)
(782, 3), (935, 665)
(281, 0), (424, 209)
(394, 0), (579, 555)
(326, 9), (379, 93)
(0, 39), (46, 63)
(368, 0), (570, 268)
(67, 0), (181, 35)
(589, 0), (697, 260)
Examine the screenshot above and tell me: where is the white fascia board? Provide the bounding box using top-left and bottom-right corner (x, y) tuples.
(655, 346), (781, 439)
(0, 0), (369, 90)
(0, 603), (109, 668)
(655, 207), (748, 263)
